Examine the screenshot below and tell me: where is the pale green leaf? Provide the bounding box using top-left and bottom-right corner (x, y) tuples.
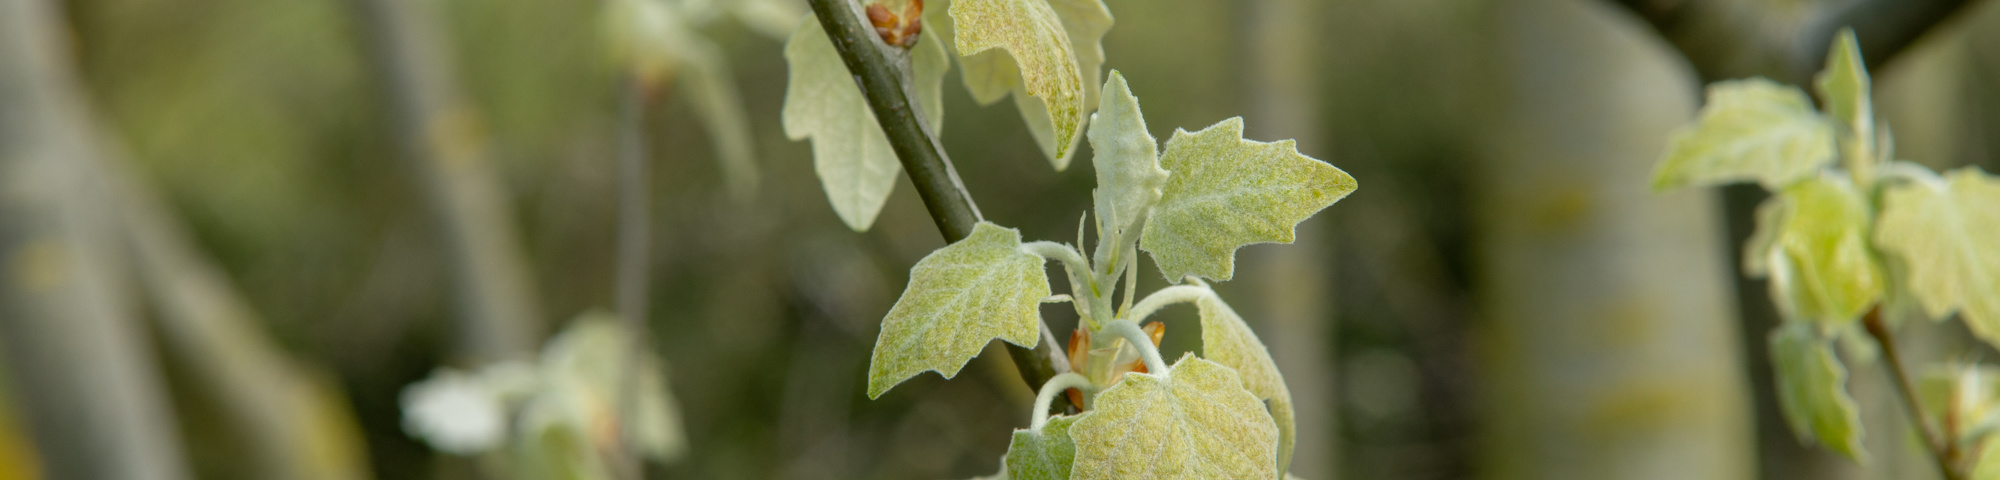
(781, 19), (947, 231)
(538, 315), (687, 462)
(1742, 194), (1786, 277)
(959, 49), (1021, 105)
(1815, 28), (1872, 143)
(1754, 175), (1883, 325)
(1651, 79), (1836, 190)
(1770, 322), (1864, 461)
(867, 222), (1049, 398)
(1140, 118), (1357, 282)
(1875, 168), (2000, 345)
(1974, 439), (2000, 480)
(1005, 414), (1080, 480)
(932, 0), (1109, 170)
(1089, 71), (1167, 238)
(1069, 355), (1279, 479)
(1044, 0), (1111, 110)
(950, 0), (1091, 164)
(1195, 293), (1295, 474)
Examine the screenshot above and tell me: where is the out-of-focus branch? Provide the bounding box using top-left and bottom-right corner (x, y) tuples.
(613, 76), (653, 480)
(1863, 308), (1967, 480)
(348, 0), (544, 361)
(1606, 0), (1978, 84)
(804, 0), (1070, 402)
(0, 0), (191, 478)
(113, 159), (372, 480)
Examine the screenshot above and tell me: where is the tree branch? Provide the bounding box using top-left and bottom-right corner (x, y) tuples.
(1863, 308), (1967, 480)
(613, 76), (653, 480)
(348, 0), (544, 362)
(804, 0), (1071, 402)
(1605, 0), (1978, 85)
(0, 0), (191, 477)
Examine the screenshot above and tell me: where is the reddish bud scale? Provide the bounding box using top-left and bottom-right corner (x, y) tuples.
(864, 0), (925, 48)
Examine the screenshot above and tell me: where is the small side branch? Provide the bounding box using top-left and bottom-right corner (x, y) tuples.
(1863, 308), (1967, 480)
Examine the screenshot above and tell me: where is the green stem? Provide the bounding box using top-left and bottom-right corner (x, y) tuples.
(805, 0), (1069, 403)
(1125, 285), (1212, 324)
(1101, 320), (1168, 375)
(1863, 308), (1966, 480)
(1032, 373), (1097, 429)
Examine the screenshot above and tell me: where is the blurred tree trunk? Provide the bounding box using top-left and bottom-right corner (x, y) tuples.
(111, 159), (374, 480)
(1236, 0), (1336, 476)
(0, 0), (192, 477)
(348, 0), (544, 362)
(1471, 1), (1755, 479)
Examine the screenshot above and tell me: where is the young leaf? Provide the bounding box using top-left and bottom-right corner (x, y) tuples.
(1140, 118), (1357, 282)
(1755, 175), (1883, 325)
(1196, 293), (1296, 474)
(1069, 355), (1279, 479)
(867, 222), (1050, 398)
(1770, 322), (1865, 461)
(780, 19), (948, 231)
(950, 0), (1089, 164)
(1815, 29), (1872, 147)
(1650, 79), (1836, 190)
(1005, 414), (1080, 480)
(931, 0), (1109, 170)
(1875, 168), (2000, 345)
(1089, 71), (1167, 238)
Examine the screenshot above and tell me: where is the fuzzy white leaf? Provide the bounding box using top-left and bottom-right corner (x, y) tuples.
(1875, 168), (2000, 345)
(1140, 118), (1356, 282)
(867, 222), (1049, 398)
(1068, 355), (1278, 479)
(1651, 79), (1836, 190)
(1089, 71), (1166, 239)
(781, 19), (947, 230)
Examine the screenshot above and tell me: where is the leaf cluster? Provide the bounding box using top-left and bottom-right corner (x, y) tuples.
(779, 1), (1356, 477)
(1652, 29), (2000, 474)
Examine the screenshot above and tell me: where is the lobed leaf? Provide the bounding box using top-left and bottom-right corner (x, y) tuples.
(1875, 168), (2000, 346)
(1651, 79), (1836, 190)
(1140, 118), (1356, 282)
(1069, 355), (1279, 479)
(1089, 71), (1167, 239)
(1196, 293), (1295, 474)
(867, 223), (1049, 398)
(949, 0), (1097, 166)
(1769, 322), (1865, 461)
(780, 19), (948, 231)
(1751, 175), (1883, 326)
(1005, 414), (1080, 480)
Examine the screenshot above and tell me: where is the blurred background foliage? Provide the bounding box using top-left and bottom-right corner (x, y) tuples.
(3, 0), (2000, 478)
